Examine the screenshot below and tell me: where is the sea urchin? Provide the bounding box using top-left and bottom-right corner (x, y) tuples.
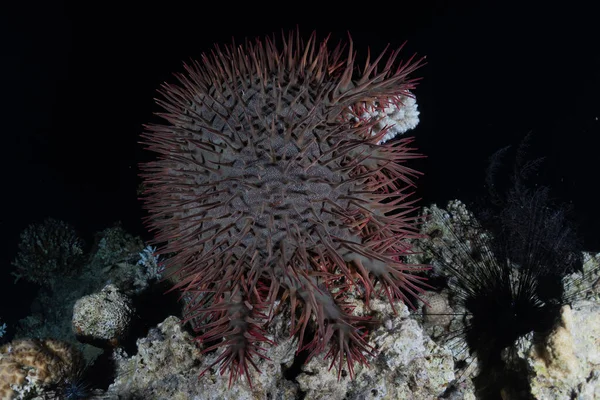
(140, 30), (427, 386)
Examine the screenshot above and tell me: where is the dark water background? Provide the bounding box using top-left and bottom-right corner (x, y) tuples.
(1, 1), (598, 337)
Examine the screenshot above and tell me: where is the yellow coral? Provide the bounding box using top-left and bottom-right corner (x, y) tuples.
(0, 338), (83, 400)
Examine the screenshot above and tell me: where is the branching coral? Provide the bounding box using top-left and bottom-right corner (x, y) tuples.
(11, 218), (86, 287)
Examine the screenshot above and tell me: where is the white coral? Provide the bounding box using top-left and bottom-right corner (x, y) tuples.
(346, 93), (420, 144)
(137, 245), (164, 280)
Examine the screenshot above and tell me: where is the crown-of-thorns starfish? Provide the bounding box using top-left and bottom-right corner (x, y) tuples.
(140, 30), (427, 386)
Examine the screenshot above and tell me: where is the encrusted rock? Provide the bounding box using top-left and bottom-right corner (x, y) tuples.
(107, 316), (203, 399)
(523, 301), (600, 399)
(104, 297), (465, 400)
(106, 315), (299, 400)
(296, 299), (458, 400)
(72, 284), (134, 346)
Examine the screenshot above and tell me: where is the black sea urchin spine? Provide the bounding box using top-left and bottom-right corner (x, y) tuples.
(421, 140), (586, 399)
(140, 31), (427, 385)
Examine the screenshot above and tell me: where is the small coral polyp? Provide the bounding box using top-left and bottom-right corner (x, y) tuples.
(140, 30), (426, 386)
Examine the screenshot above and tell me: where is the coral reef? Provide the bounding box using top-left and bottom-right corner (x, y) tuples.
(295, 298), (457, 400)
(87, 224), (145, 274)
(523, 301), (600, 399)
(409, 138), (587, 398)
(6, 204), (595, 399)
(11, 222), (176, 383)
(0, 338), (84, 400)
(410, 200), (600, 399)
(11, 218), (86, 287)
(72, 284), (135, 347)
(108, 316), (205, 399)
(105, 303), (461, 399)
(14, 224), (158, 338)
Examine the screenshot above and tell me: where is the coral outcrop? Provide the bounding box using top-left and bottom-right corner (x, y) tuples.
(0, 338), (84, 400)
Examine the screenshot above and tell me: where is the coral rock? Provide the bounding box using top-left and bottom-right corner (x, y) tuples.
(72, 284), (134, 346)
(0, 338), (83, 400)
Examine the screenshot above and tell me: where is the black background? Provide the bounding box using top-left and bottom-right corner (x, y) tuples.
(1, 1), (598, 330)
